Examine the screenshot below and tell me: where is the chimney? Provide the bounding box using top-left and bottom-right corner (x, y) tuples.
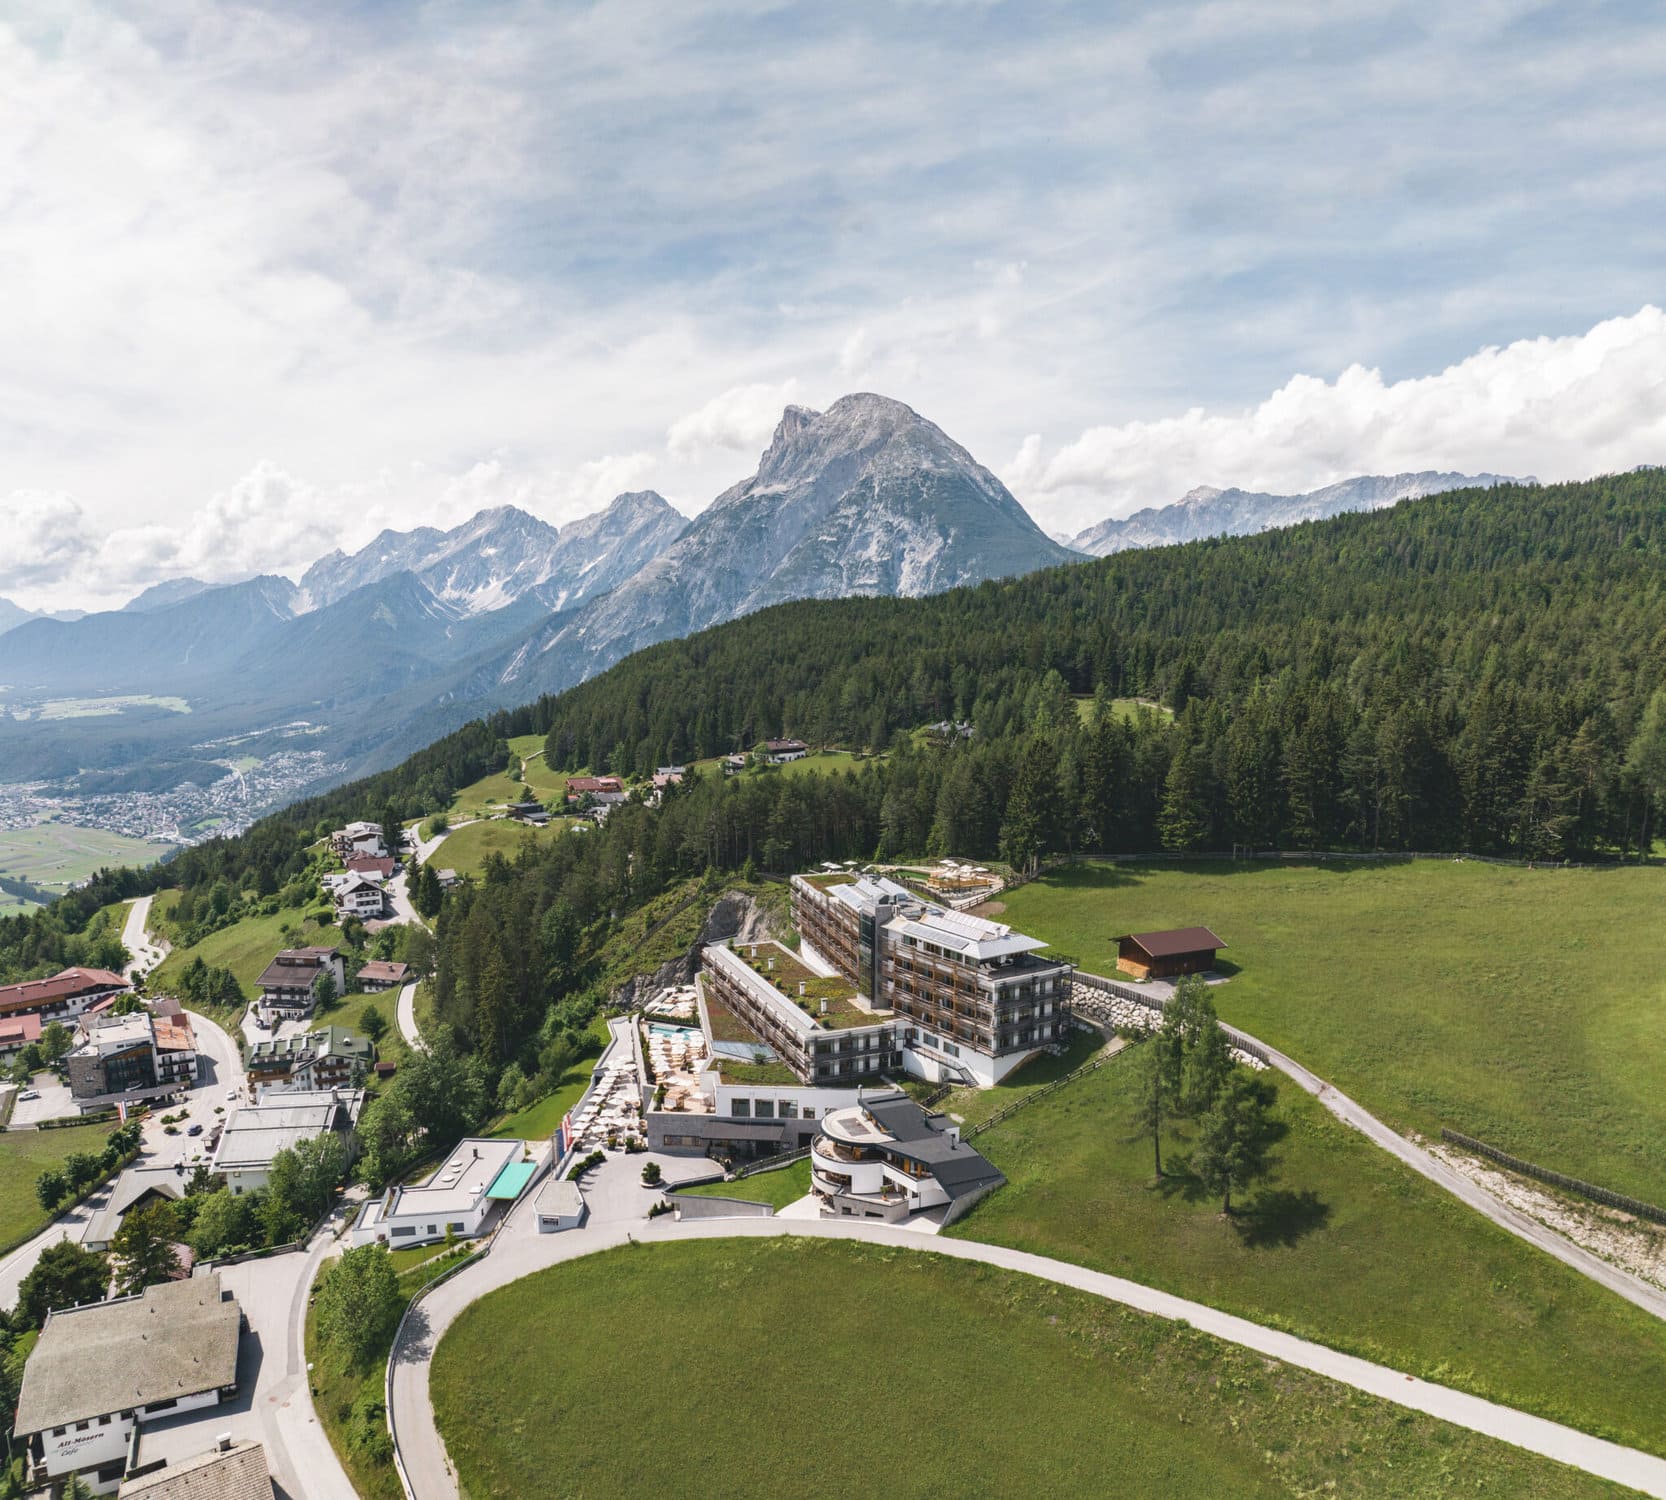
(798, 982), (806, 997)
(216, 1433), (233, 1452)
(819, 999), (828, 1015)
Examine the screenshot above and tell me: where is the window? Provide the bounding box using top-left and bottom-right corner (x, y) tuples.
(732, 1099), (750, 1117)
(801, 1106), (816, 1120)
(98, 1415), (110, 1426)
(778, 1101), (798, 1119)
(427, 1225), (438, 1235)
(449, 1221), (466, 1232)
(75, 1421), (89, 1432)
(754, 1099), (774, 1118)
(392, 1226), (416, 1238)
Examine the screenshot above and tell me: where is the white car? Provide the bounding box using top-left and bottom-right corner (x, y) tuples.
(225, 1088), (239, 1100)
(18, 1089), (39, 1102)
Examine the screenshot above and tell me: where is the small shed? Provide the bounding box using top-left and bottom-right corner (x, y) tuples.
(1114, 927), (1227, 980)
(534, 1176), (587, 1234)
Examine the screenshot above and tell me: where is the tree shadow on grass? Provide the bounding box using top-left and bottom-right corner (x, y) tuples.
(1150, 1165), (1216, 1207)
(1233, 1187), (1331, 1249)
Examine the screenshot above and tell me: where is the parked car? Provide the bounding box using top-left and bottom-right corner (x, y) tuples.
(225, 1089), (239, 1101)
(18, 1089), (39, 1101)
(187, 1123), (203, 1137)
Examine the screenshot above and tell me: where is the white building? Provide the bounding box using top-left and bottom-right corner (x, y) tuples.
(809, 1090), (1005, 1225)
(351, 1137), (542, 1249)
(209, 1088), (363, 1195)
(13, 1276), (242, 1496)
(331, 875), (387, 921)
(533, 1176), (586, 1233)
(331, 821), (387, 859)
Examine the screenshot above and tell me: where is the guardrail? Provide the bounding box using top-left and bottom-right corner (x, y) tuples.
(734, 1145), (811, 1177)
(1440, 1129), (1666, 1227)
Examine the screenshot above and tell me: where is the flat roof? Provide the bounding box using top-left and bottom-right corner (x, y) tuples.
(486, 1160), (538, 1200)
(534, 1177), (585, 1217)
(382, 1137), (523, 1219)
(14, 1276), (240, 1436)
(211, 1091), (350, 1171)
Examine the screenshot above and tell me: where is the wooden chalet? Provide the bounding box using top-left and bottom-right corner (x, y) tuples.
(1114, 927), (1226, 980)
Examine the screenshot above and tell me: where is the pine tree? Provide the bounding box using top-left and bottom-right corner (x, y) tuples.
(1129, 1018), (1182, 1178)
(1158, 741), (1208, 852)
(1192, 1071), (1279, 1214)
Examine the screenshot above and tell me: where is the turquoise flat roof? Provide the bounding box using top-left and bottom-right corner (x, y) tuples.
(486, 1160), (537, 1200)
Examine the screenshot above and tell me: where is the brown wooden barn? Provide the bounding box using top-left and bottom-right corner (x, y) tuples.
(1114, 927), (1227, 980)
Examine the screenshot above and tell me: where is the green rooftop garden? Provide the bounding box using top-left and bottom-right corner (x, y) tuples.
(732, 940), (882, 1030)
(799, 869), (858, 890)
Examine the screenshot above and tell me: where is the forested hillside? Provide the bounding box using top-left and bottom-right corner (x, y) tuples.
(5, 471), (1665, 1106)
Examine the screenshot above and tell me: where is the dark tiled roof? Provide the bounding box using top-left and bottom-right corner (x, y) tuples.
(1116, 927), (1226, 958)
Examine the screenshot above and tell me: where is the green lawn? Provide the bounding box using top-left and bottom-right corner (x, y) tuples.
(675, 1157), (813, 1208)
(949, 1049), (1666, 1457)
(488, 1069), (593, 1141)
(992, 859), (1666, 1203)
(342, 990), (410, 1072)
(0, 820), (172, 894)
(432, 1238), (1623, 1500)
(433, 818), (576, 879)
(0, 1121), (118, 1253)
(933, 1025), (1110, 1128)
(1074, 695), (1175, 725)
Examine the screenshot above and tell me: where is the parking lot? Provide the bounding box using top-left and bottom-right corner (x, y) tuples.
(8, 1073), (76, 1126)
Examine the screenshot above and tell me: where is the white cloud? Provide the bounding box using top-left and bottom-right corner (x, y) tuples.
(667, 381), (801, 459)
(0, 491), (97, 589)
(1009, 307), (1666, 529)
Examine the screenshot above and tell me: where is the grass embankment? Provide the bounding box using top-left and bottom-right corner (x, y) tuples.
(487, 1016), (612, 1140)
(950, 1049), (1666, 1457)
(675, 1158), (812, 1209)
(0, 1121), (117, 1252)
(925, 1026), (1109, 1128)
(994, 859), (1666, 1203)
(432, 818), (577, 879)
(432, 1238), (1624, 1500)
(148, 898), (340, 1025)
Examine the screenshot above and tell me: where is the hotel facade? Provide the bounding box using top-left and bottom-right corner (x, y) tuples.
(789, 872), (1073, 1086)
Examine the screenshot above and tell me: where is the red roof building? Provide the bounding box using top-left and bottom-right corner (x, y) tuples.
(346, 855), (396, 880)
(0, 967), (129, 1022)
(0, 1011), (43, 1057)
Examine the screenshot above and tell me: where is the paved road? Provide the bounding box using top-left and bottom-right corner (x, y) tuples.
(121, 894), (168, 981)
(395, 980), (423, 1051)
(1220, 1021), (1666, 1324)
(388, 1209), (1666, 1500)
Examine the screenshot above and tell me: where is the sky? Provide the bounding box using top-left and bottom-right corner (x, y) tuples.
(4, 0), (1666, 611)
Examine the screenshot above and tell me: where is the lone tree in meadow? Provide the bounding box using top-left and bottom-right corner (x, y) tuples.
(1192, 1070), (1279, 1215)
(1129, 1013), (1182, 1179)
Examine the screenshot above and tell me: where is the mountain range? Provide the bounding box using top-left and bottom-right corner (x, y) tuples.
(0, 395), (1073, 791)
(1068, 471), (1523, 554)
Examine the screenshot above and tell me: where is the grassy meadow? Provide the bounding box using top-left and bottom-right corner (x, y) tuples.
(433, 817), (577, 879)
(0, 820), (172, 895)
(949, 1045), (1666, 1456)
(431, 1238), (1625, 1500)
(992, 858), (1666, 1204)
(0, 1120), (119, 1252)
(148, 895), (341, 1022)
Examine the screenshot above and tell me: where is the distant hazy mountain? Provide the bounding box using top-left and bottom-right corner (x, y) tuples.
(1069, 471), (1526, 555)
(299, 496), (685, 616)
(490, 394), (1076, 699)
(122, 577), (216, 612)
(0, 576), (303, 694)
(0, 597), (34, 637)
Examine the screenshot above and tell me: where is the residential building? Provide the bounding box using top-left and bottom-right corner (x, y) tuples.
(1114, 927), (1227, 979)
(81, 1165), (189, 1251)
(763, 738), (808, 763)
(564, 775), (627, 805)
(330, 821), (386, 859)
(209, 1087), (363, 1194)
(0, 966), (130, 1027)
(809, 1089), (1004, 1225)
(119, 1439), (274, 1500)
(254, 947), (345, 1021)
(245, 1026), (373, 1091)
(790, 872), (1073, 1086)
(331, 875), (387, 922)
(351, 1137), (541, 1248)
(345, 854), (395, 881)
(434, 867), (460, 891)
(13, 1276), (242, 1496)
(0, 1010), (42, 1059)
(356, 960), (409, 992)
(721, 753), (747, 775)
(66, 1012), (198, 1110)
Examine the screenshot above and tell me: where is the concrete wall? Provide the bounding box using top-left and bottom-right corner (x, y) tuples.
(672, 1193), (775, 1220)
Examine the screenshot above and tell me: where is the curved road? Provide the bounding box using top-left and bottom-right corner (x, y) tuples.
(389, 1211), (1666, 1500)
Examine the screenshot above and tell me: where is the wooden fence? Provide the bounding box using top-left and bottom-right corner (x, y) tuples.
(964, 1047), (1126, 1140)
(1440, 1129), (1666, 1227)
